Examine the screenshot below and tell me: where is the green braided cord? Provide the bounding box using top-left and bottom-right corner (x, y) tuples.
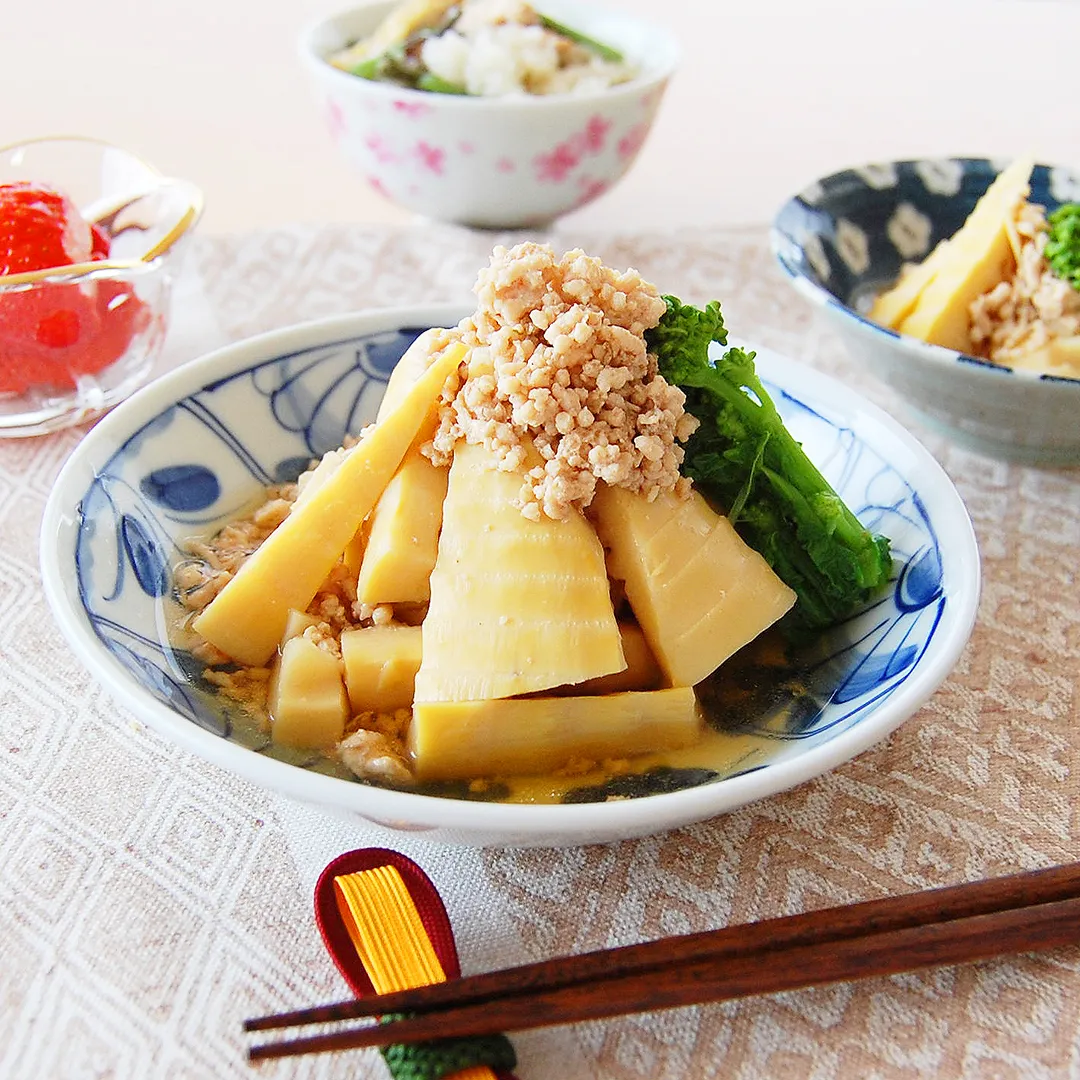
(379, 1014), (517, 1080)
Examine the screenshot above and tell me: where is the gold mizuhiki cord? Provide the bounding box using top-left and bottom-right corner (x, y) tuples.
(334, 865), (497, 1080)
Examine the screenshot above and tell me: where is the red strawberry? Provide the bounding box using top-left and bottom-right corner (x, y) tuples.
(0, 182), (146, 396)
(0, 284), (101, 393)
(90, 222), (111, 260)
(0, 182), (93, 277)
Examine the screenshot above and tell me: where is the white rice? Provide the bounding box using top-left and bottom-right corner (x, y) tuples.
(420, 0), (636, 96)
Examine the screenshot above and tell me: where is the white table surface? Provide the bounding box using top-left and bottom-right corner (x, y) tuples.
(3, 0), (1079, 235)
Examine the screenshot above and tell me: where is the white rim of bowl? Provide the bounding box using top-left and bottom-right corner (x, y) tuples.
(40, 307), (982, 842)
(298, 0), (681, 109)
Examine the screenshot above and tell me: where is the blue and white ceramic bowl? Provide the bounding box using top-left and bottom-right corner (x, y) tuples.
(40, 306), (980, 846)
(771, 157), (1080, 465)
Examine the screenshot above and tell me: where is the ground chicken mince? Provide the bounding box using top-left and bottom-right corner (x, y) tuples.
(425, 241), (697, 520)
(969, 201), (1080, 368)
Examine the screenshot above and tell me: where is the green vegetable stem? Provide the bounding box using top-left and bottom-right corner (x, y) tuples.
(415, 72), (468, 94)
(1045, 203), (1080, 292)
(537, 15), (624, 62)
(647, 296), (893, 631)
(350, 57), (383, 79)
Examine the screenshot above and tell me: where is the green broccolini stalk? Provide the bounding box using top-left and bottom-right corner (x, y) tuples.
(1045, 203), (1080, 292)
(647, 296), (893, 631)
(415, 71), (468, 94)
(537, 15), (624, 62)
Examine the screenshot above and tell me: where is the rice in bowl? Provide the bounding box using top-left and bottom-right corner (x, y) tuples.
(329, 0), (638, 96)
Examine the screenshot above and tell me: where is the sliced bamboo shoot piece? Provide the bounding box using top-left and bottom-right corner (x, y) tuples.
(410, 687), (701, 780)
(192, 341), (466, 665)
(592, 484), (796, 687)
(414, 441), (625, 702)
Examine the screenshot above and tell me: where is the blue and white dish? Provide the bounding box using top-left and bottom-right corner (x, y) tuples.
(771, 156), (1080, 465)
(40, 306), (981, 847)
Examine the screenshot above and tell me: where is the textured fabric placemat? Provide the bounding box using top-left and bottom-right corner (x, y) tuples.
(1, 223), (1077, 1080)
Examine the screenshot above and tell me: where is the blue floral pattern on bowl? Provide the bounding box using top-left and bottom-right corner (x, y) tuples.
(772, 157), (1080, 322)
(769, 157), (1080, 465)
(69, 323), (964, 799)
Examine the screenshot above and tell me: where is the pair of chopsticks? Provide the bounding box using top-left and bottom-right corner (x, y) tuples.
(246, 861), (1080, 1061)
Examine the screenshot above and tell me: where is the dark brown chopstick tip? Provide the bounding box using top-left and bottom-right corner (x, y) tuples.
(243, 997), (378, 1033)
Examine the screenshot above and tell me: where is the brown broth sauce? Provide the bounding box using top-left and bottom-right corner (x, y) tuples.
(496, 628), (826, 805)
(168, 567), (830, 806)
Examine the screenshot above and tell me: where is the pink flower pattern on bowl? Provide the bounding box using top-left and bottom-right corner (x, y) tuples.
(415, 141), (445, 175)
(575, 176), (610, 208)
(583, 115), (612, 151)
(326, 99), (346, 143)
(365, 133), (399, 164)
(534, 114), (613, 183)
(617, 122), (649, 161)
(392, 98), (433, 117)
(303, 0), (678, 227)
(327, 95), (658, 225)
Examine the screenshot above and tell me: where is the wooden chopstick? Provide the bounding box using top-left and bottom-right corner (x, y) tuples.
(250, 895), (1080, 1061)
(247, 862), (1080, 1061)
(249, 861), (1080, 1031)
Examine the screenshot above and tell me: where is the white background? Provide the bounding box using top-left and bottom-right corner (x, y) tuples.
(2, 0), (1078, 234)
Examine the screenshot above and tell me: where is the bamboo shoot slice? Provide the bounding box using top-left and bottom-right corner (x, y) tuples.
(871, 158), (1033, 339)
(868, 239), (952, 329)
(356, 450), (448, 604)
(192, 341), (466, 665)
(548, 623), (663, 696)
(376, 329), (449, 420)
(340, 624), (423, 713)
(413, 441), (625, 702)
(410, 687), (701, 780)
(593, 484), (796, 687)
(898, 157), (1033, 351)
(268, 636), (348, 750)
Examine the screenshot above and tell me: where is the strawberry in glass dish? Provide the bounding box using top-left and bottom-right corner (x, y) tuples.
(0, 136), (202, 438)
(0, 181), (150, 396)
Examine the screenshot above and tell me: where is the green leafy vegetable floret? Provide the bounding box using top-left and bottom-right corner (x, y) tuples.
(647, 296), (893, 631)
(1045, 203), (1080, 292)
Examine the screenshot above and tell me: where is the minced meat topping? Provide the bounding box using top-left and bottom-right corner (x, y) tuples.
(426, 242), (698, 520)
(969, 201), (1080, 365)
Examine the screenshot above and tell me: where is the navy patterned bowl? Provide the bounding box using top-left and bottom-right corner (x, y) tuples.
(39, 306), (980, 846)
(771, 157), (1080, 465)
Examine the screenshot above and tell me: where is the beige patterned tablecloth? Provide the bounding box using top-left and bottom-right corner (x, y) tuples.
(2, 224), (1078, 1080)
